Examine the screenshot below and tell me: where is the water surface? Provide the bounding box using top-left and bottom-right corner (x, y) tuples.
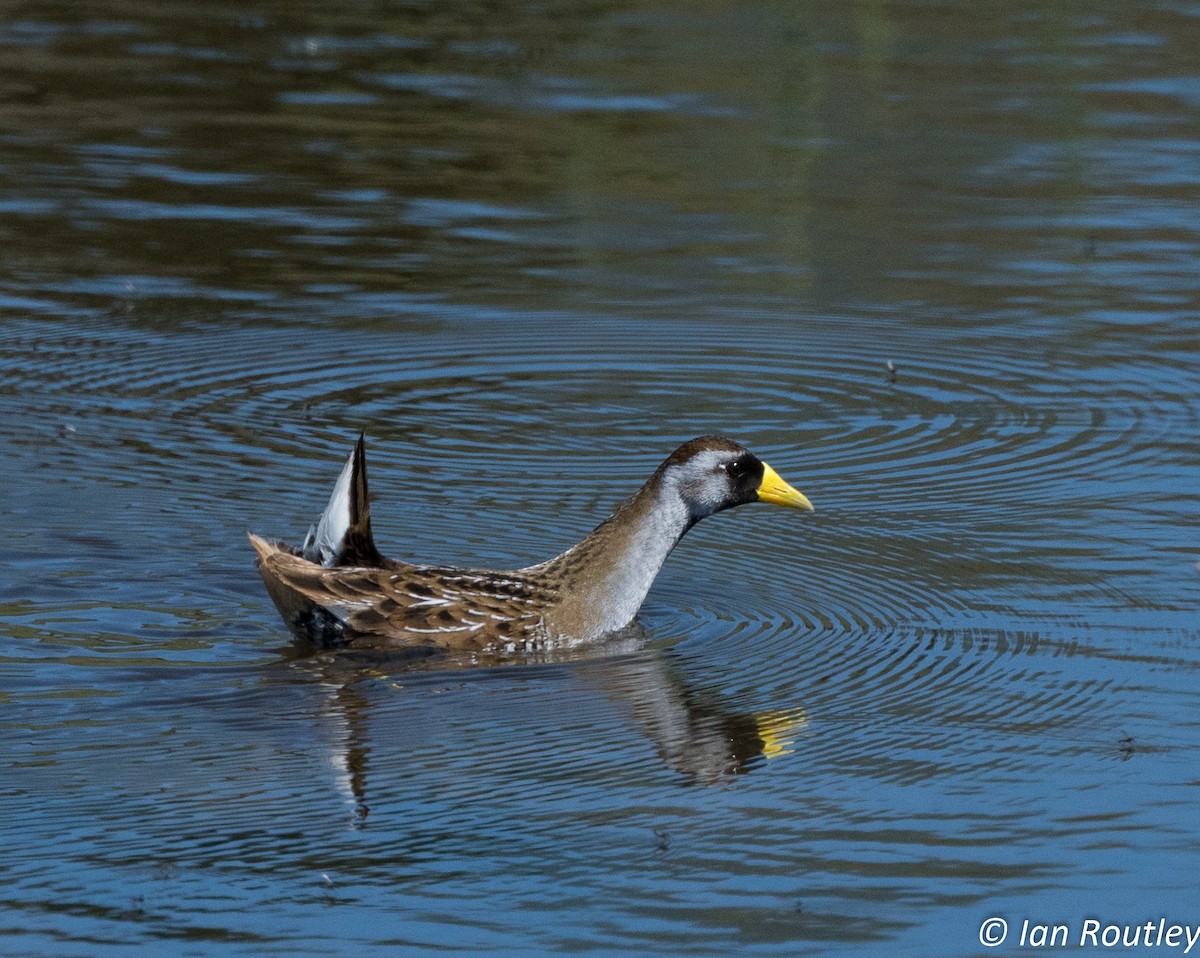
(2, 1), (1199, 955)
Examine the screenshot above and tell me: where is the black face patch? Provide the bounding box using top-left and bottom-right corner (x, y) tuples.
(722, 453), (765, 506)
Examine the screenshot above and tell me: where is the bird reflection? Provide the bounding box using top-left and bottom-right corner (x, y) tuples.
(280, 639), (807, 816)
(576, 653), (806, 786)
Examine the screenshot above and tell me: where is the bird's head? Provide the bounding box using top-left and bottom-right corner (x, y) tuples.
(657, 436), (813, 521)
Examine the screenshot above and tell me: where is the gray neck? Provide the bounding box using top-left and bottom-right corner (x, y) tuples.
(526, 477), (693, 640)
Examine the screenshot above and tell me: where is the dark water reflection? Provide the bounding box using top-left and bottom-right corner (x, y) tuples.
(3, 0), (1199, 955)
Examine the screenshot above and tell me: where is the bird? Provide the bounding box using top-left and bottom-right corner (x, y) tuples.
(249, 435), (813, 653)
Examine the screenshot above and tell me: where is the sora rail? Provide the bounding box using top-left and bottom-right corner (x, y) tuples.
(250, 435), (812, 652)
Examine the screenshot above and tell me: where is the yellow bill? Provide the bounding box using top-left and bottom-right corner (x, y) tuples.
(754, 707), (809, 759)
(757, 462), (814, 511)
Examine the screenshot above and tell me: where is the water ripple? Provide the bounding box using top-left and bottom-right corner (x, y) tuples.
(4, 309), (1196, 641)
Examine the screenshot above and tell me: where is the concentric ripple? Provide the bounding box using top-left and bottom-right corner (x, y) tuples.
(5, 307), (1196, 635)
(5, 1), (1200, 955)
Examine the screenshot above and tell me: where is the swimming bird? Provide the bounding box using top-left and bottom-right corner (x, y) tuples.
(249, 435), (812, 652)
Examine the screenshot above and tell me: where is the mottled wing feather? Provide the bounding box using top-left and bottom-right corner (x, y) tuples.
(251, 535), (555, 650)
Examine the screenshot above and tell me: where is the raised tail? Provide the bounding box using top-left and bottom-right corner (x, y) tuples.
(301, 434), (386, 568)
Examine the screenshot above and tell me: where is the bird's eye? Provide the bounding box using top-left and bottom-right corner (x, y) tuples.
(724, 458), (747, 479)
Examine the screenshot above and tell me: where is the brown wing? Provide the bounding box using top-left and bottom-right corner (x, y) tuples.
(249, 533), (553, 650)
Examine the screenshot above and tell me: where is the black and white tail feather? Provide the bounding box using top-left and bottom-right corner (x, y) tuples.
(301, 435), (384, 569)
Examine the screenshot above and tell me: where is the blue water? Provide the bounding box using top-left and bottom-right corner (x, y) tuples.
(2, 2), (1199, 955)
